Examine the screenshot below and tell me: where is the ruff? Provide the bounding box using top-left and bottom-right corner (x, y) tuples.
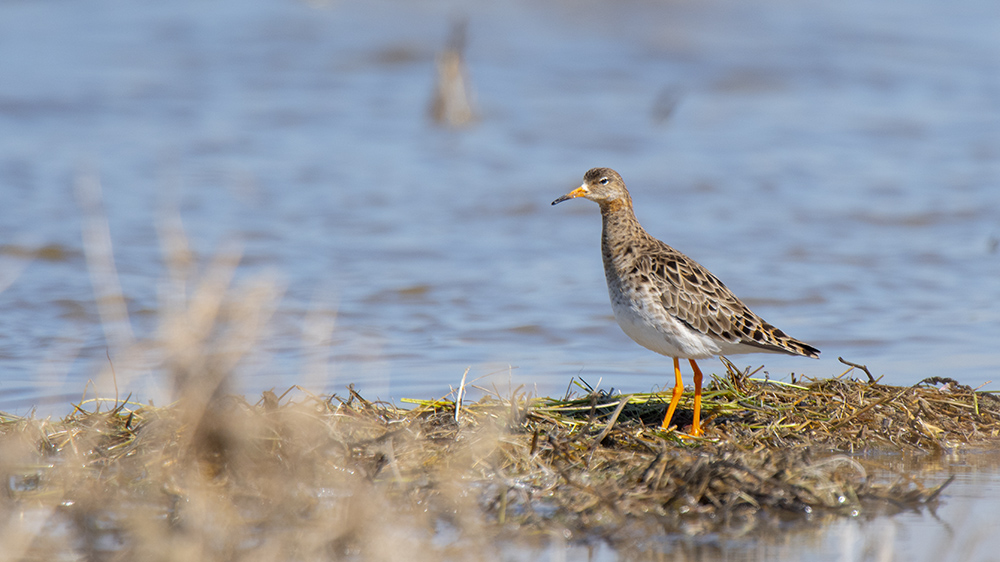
(552, 168), (819, 436)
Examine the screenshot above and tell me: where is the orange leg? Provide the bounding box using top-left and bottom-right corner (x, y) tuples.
(689, 359), (704, 437)
(661, 357), (684, 431)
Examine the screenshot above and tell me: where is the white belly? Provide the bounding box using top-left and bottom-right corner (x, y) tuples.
(609, 288), (722, 360)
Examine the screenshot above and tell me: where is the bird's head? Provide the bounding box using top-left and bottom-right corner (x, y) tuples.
(552, 167), (630, 207)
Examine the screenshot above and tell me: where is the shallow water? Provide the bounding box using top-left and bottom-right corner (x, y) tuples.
(1, 0), (1000, 558)
(2, 0), (997, 410)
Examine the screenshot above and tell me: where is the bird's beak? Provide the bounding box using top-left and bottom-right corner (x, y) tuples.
(551, 185), (588, 205)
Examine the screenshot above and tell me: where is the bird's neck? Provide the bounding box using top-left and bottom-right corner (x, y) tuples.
(600, 200), (644, 266)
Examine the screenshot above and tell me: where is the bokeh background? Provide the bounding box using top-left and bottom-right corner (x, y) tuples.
(1, 0), (998, 414)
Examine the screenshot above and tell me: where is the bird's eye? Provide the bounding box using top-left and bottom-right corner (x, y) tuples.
(599, 177), (609, 185)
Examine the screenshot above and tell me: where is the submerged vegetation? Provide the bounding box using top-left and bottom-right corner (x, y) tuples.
(2, 364), (998, 559)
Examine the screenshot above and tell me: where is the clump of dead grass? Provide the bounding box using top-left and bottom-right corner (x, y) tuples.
(2, 364), (996, 559)
(525, 358), (1000, 453)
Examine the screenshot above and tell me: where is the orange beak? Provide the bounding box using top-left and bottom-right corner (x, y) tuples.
(551, 185), (588, 206)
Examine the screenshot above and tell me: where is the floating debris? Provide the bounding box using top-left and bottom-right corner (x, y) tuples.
(429, 19), (478, 128)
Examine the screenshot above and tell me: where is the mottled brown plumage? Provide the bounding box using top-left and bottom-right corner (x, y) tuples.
(552, 167), (819, 436)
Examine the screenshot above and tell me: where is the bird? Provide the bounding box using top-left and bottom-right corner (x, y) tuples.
(552, 168), (820, 436)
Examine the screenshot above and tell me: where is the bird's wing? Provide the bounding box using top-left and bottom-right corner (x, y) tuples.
(637, 242), (819, 358)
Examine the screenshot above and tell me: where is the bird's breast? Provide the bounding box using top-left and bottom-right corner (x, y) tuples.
(605, 278), (721, 360)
